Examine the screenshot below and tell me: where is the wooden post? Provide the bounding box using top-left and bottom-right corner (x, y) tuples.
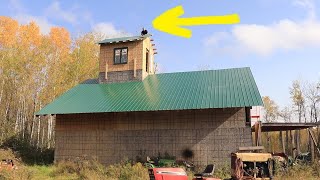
(254, 121), (261, 146)
(280, 131), (285, 153)
(309, 128), (315, 162)
(266, 132), (270, 152)
(133, 58), (136, 78)
(286, 131), (289, 154)
(258, 121), (262, 146)
(105, 63), (108, 79)
(291, 130), (296, 158)
(296, 130), (301, 155)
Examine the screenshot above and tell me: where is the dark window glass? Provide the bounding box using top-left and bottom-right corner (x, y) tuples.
(114, 47), (128, 64)
(245, 107), (251, 126)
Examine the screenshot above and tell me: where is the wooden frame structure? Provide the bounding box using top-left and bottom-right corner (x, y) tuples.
(252, 121), (320, 162)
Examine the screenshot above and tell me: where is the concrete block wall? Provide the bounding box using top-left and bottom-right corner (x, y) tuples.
(98, 70), (144, 83)
(55, 108), (252, 166)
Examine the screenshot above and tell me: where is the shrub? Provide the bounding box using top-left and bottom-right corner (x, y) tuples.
(1, 136), (54, 165)
(214, 163), (231, 180)
(276, 163), (320, 180)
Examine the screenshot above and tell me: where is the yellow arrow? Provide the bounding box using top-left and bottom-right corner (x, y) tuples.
(152, 5), (240, 38)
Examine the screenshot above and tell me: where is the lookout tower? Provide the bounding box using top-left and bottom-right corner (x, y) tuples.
(97, 34), (156, 83)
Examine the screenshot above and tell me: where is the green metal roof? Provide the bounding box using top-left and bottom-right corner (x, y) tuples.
(36, 67), (263, 115)
(98, 34), (151, 44)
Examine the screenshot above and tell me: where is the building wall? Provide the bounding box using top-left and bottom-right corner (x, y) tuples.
(55, 108), (252, 166)
(98, 37), (154, 83)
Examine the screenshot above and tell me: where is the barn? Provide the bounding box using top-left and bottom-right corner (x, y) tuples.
(37, 34), (263, 166)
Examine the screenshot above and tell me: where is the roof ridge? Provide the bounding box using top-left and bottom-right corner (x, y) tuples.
(149, 67), (250, 76)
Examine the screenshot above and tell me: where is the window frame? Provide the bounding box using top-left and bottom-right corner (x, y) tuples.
(245, 107), (252, 126)
(113, 47), (128, 65)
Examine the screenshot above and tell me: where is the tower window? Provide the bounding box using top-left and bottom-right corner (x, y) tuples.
(146, 49), (149, 72)
(114, 47), (128, 64)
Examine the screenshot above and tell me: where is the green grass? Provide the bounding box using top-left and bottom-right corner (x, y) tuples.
(1, 148), (320, 180)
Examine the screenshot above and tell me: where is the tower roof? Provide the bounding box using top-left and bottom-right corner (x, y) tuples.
(98, 34), (152, 44)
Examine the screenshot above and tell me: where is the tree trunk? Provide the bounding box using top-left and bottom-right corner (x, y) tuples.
(37, 116), (41, 148)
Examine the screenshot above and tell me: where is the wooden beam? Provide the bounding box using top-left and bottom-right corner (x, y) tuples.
(280, 131), (285, 153)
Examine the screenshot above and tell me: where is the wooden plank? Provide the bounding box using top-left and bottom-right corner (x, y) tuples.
(238, 146), (264, 151)
(235, 153), (271, 162)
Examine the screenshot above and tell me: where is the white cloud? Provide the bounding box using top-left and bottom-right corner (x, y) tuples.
(8, 0), (131, 37)
(204, 0), (320, 56)
(294, 0), (316, 19)
(92, 22), (130, 38)
(45, 1), (78, 25)
(14, 14), (54, 35)
(8, 0), (54, 34)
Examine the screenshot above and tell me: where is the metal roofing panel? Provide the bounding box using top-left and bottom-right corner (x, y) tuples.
(36, 67), (263, 115)
(97, 34), (151, 44)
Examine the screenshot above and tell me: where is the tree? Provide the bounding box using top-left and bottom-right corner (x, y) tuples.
(279, 106), (292, 123)
(304, 81), (320, 122)
(290, 80), (305, 123)
(290, 80), (306, 155)
(0, 17), (100, 149)
(262, 96), (279, 123)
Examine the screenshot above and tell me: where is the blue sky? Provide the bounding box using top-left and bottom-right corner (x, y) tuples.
(2, 0), (320, 108)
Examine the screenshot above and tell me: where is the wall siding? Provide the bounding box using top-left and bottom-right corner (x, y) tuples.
(55, 108), (252, 166)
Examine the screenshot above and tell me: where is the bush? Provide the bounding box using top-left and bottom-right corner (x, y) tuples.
(1, 136), (54, 165)
(276, 163), (320, 180)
